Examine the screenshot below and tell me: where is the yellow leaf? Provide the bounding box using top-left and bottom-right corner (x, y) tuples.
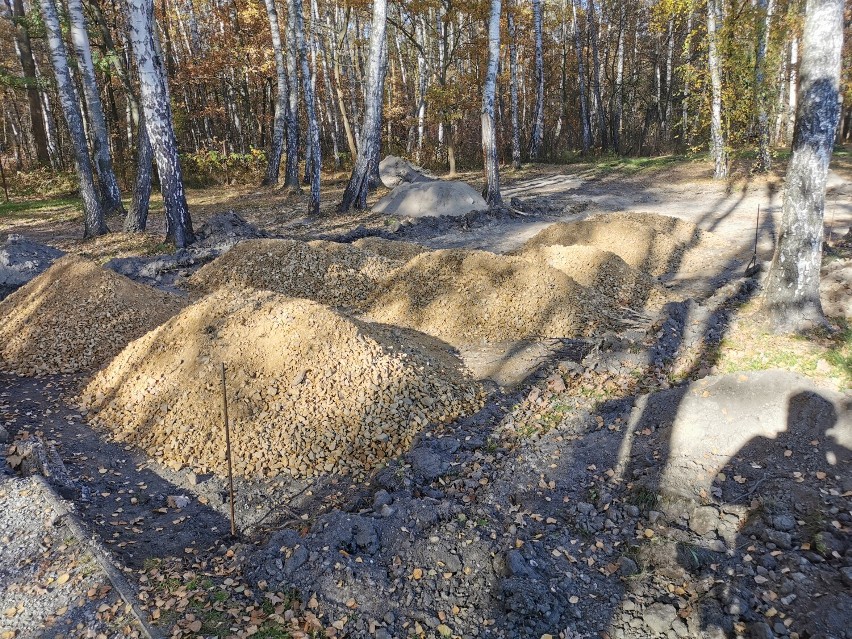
(56, 573), (70, 585)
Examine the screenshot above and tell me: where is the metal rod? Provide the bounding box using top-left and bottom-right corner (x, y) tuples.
(754, 204), (760, 255)
(222, 362), (237, 537)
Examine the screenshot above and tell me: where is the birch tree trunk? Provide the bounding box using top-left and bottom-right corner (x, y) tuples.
(588, 0), (607, 151)
(787, 36), (798, 145)
(284, 0), (301, 190)
(613, 4), (624, 153)
(508, 9), (521, 169)
(293, 0), (321, 214)
(125, 109), (153, 232)
(481, 0), (502, 206)
(262, 0), (289, 185)
(127, 0), (194, 247)
(571, 0), (591, 154)
(66, 0), (124, 216)
(707, 0), (727, 178)
(754, 0), (773, 171)
(527, 0), (544, 160)
(339, 0), (385, 212)
(38, 0), (107, 237)
(763, 0), (843, 333)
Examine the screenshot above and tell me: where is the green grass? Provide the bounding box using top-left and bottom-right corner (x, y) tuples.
(0, 195), (80, 217)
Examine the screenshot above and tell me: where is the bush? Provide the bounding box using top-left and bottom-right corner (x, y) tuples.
(179, 148), (267, 187)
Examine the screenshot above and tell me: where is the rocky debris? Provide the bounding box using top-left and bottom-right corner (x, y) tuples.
(352, 236), (429, 262)
(0, 234), (65, 299)
(0, 255), (185, 376)
(365, 248), (613, 347)
(509, 195), (589, 216)
(379, 155), (435, 188)
(187, 238), (403, 311)
(373, 180), (489, 219)
(518, 212), (705, 277)
(80, 287), (486, 479)
(106, 211), (267, 289)
(5, 435), (77, 498)
(519, 243), (665, 311)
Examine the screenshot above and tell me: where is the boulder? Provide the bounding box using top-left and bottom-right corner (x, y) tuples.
(0, 235), (65, 299)
(373, 180), (489, 219)
(378, 155), (434, 188)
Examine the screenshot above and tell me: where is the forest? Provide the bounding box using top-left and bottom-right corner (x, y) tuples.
(2, 0), (851, 233)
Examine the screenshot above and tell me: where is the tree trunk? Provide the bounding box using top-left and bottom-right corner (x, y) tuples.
(38, 0), (107, 237)
(125, 109), (153, 231)
(707, 0), (727, 178)
(787, 36), (798, 145)
(8, 0), (51, 166)
(508, 9), (521, 169)
(67, 0), (124, 216)
(339, 0), (386, 212)
(284, 0), (301, 189)
(527, 0), (544, 160)
(614, 4), (624, 153)
(754, 0), (773, 171)
(293, 0), (321, 214)
(763, 0), (843, 333)
(262, 0), (289, 185)
(571, 0), (591, 154)
(481, 0), (502, 206)
(588, 0), (607, 151)
(127, 0), (194, 247)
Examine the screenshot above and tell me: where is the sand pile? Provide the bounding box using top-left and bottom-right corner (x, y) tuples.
(353, 237), (428, 262)
(365, 249), (608, 345)
(0, 255), (185, 376)
(80, 288), (485, 479)
(518, 213), (701, 277)
(186, 239), (401, 310)
(520, 244), (661, 308)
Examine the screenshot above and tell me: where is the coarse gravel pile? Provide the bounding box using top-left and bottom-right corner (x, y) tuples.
(80, 287), (485, 479)
(186, 238), (402, 310)
(0, 255), (185, 376)
(365, 249), (608, 346)
(519, 244), (662, 309)
(518, 213), (702, 277)
(352, 236), (428, 262)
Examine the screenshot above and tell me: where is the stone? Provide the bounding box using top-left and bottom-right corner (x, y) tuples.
(506, 550), (538, 579)
(642, 602), (677, 635)
(410, 447), (448, 482)
(283, 545), (308, 575)
(749, 622), (775, 639)
(618, 557), (640, 576)
(689, 506), (719, 536)
(378, 155), (434, 188)
(765, 529), (792, 550)
(840, 566), (852, 587)
(0, 426), (9, 445)
(771, 514), (796, 532)
(0, 235), (65, 299)
(373, 180), (489, 219)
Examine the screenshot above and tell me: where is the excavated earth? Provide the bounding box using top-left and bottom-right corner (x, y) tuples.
(1, 205), (849, 639)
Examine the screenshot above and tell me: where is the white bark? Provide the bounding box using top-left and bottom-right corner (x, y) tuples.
(262, 0), (289, 185)
(482, 0), (501, 206)
(528, 0), (544, 159)
(707, 0), (728, 178)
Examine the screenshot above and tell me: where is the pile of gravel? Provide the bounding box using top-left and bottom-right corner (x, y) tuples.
(0, 234), (65, 299)
(364, 249), (609, 346)
(0, 255), (185, 376)
(186, 239), (403, 311)
(80, 287), (485, 479)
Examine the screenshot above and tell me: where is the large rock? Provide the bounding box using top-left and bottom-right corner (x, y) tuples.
(0, 235), (65, 299)
(378, 155), (434, 188)
(373, 180), (489, 219)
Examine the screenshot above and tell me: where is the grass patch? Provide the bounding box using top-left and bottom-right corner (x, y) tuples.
(0, 196), (80, 218)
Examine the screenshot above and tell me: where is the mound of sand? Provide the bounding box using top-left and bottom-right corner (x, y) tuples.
(186, 239), (402, 310)
(518, 213), (702, 277)
(80, 288), (485, 479)
(520, 244), (661, 308)
(353, 237), (429, 262)
(365, 249), (611, 346)
(0, 256), (185, 376)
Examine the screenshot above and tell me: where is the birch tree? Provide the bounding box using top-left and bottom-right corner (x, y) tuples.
(763, 0), (844, 333)
(508, 8), (521, 169)
(66, 0), (124, 216)
(339, 0), (386, 212)
(284, 0), (301, 190)
(38, 0), (107, 237)
(481, 0), (501, 206)
(293, 0), (321, 214)
(127, 0), (194, 247)
(528, 0), (544, 160)
(571, 0), (591, 154)
(754, 0), (773, 171)
(262, 0), (289, 185)
(707, 0), (727, 178)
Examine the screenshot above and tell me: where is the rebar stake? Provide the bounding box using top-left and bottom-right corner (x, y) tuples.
(222, 362), (237, 538)
(745, 204), (761, 277)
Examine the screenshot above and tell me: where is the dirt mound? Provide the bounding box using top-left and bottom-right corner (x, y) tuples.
(520, 244), (661, 308)
(0, 255), (185, 376)
(80, 288), (485, 479)
(0, 234), (65, 299)
(519, 214), (700, 276)
(187, 239), (402, 310)
(365, 249), (609, 345)
(353, 237), (429, 262)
